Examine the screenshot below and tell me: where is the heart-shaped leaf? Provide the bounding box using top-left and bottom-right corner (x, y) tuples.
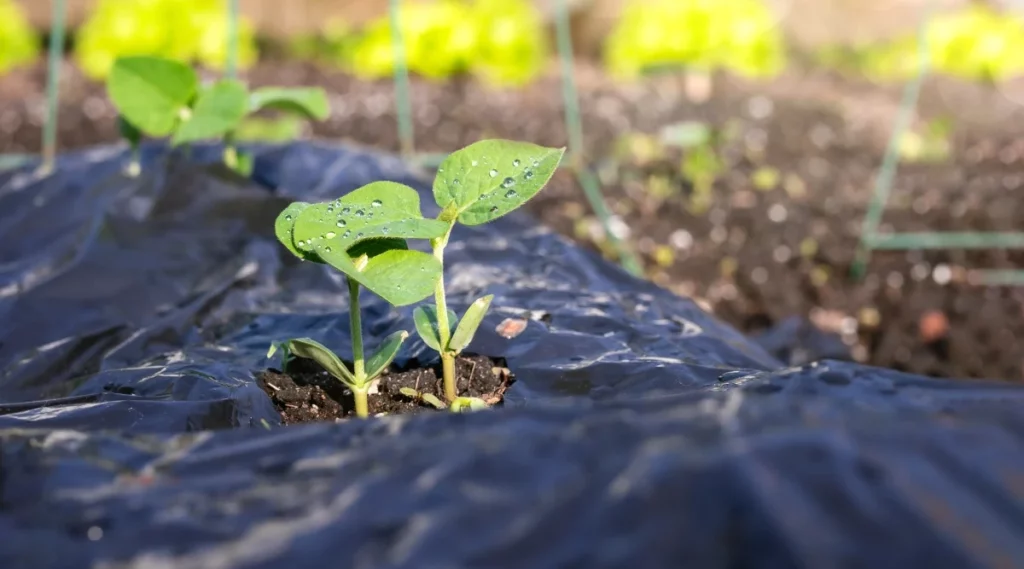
(433, 139), (564, 226)
(365, 330), (408, 380)
(172, 79), (249, 146)
(250, 87), (330, 121)
(413, 305), (458, 352)
(448, 295), (493, 353)
(108, 56), (198, 137)
(290, 182), (450, 305)
(280, 338), (355, 386)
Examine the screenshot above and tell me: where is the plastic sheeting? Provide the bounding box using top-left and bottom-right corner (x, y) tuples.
(1, 142), (1023, 569)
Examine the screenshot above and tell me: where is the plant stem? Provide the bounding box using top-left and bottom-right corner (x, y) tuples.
(431, 229), (457, 402)
(348, 278), (365, 380)
(353, 387), (369, 418)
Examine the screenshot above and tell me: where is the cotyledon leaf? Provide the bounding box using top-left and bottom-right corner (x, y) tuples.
(448, 295), (494, 353)
(365, 330), (409, 380)
(433, 139), (565, 226)
(280, 338), (356, 386)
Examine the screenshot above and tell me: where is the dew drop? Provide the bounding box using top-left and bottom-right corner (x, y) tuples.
(489, 169), (498, 178)
(357, 232), (364, 238)
(532, 159), (539, 167)
(336, 219), (347, 227)
(471, 160), (478, 167)
(343, 230), (351, 238)
(489, 206), (499, 213)
(504, 189), (517, 198)
(284, 214), (292, 221)
(382, 227), (390, 234)
(324, 246), (332, 253)
(371, 199), (383, 208)
(342, 206), (351, 214)
(524, 170), (534, 179)
(453, 178), (460, 185)
(355, 209), (365, 217)
(501, 177), (515, 188)
(325, 231), (337, 239)
(513, 159), (520, 167)
(326, 205), (334, 213)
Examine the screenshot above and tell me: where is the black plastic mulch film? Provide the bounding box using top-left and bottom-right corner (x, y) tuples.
(1, 142), (1022, 569)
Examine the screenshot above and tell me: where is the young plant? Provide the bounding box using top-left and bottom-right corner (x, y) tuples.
(414, 139), (564, 403)
(272, 181), (450, 417)
(106, 55), (329, 176)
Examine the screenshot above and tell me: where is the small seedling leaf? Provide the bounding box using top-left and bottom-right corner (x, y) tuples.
(365, 330), (408, 379)
(433, 139), (564, 226)
(250, 87), (330, 121)
(413, 305), (458, 352)
(108, 56), (198, 136)
(172, 79), (249, 146)
(399, 387), (446, 409)
(274, 202), (321, 262)
(281, 337), (356, 385)
(448, 295), (493, 353)
(450, 397), (488, 412)
(290, 182), (449, 305)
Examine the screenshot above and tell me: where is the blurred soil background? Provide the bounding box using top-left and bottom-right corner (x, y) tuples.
(3, 0), (1024, 381)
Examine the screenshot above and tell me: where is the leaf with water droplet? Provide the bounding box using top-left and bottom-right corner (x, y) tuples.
(290, 181), (449, 305)
(433, 139), (564, 226)
(413, 305), (458, 352)
(274, 202), (320, 262)
(448, 295), (493, 353)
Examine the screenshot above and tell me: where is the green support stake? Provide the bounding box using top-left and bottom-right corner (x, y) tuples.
(851, 2), (933, 279)
(389, 0), (415, 158)
(554, 0), (643, 277)
(226, 0), (240, 79)
(40, 0), (68, 175)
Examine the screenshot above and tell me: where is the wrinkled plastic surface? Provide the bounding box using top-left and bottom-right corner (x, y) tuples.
(1, 142), (1023, 569)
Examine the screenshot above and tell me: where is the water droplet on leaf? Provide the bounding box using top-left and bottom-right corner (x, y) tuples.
(489, 169), (498, 177)
(504, 189), (517, 198)
(489, 206), (499, 213)
(337, 219), (346, 227)
(524, 170), (534, 179)
(513, 159), (520, 167)
(371, 199), (383, 207)
(355, 209), (365, 217)
(325, 231), (336, 239)
(284, 215), (292, 221)
(502, 177), (515, 188)
(342, 207), (351, 214)
(343, 230), (351, 238)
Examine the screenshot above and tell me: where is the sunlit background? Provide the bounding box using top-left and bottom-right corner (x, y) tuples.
(3, 0), (1024, 382)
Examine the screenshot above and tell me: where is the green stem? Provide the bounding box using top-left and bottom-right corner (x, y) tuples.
(348, 278), (365, 380)
(431, 229), (457, 402)
(353, 387), (369, 418)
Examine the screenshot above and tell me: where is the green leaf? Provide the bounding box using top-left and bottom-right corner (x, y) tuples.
(249, 87), (330, 121)
(433, 139), (565, 226)
(365, 330), (408, 379)
(281, 338), (356, 385)
(448, 295), (493, 353)
(274, 202), (321, 262)
(450, 397), (488, 412)
(172, 79), (249, 146)
(413, 305), (458, 352)
(290, 181), (450, 305)
(399, 388), (446, 409)
(108, 56), (198, 137)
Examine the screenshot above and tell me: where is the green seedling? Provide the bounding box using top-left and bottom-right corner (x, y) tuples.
(414, 139), (564, 403)
(399, 388), (488, 413)
(272, 181), (450, 417)
(106, 55), (329, 176)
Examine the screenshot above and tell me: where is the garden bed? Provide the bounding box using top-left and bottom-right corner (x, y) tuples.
(2, 57), (1023, 381)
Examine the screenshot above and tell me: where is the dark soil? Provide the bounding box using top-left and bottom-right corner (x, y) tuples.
(257, 354), (510, 424)
(4, 56), (1024, 382)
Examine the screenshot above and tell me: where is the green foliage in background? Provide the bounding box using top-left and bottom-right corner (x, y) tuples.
(604, 0), (786, 79)
(314, 0), (549, 87)
(75, 0), (258, 80)
(817, 5), (1024, 83)
(0, 0), (38, 75)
